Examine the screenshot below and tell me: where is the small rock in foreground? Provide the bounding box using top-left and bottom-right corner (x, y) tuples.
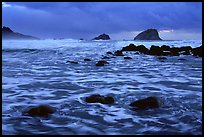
(85, 94), (114, 104)
(129, 96), (159, 110)
(96, 60), (109, 66)
(24, 105), (56, 117)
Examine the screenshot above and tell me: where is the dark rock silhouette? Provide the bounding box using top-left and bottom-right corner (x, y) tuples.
(106, 51), (113, 55)
(161, 45), (171, 51)
(122, 44), (149, 54)
(85, 94), (114, 104)
(24, 105), (56, 117)
(96, 60), (109, 66)
(114, 50), (124, 56)
(129, 96), (159, 110)
(192, 45), (202, 57)
(149, 45), (163, 56)
(93, 33), (110, 40)
(170, 47), (180, 56)
(84, 58), (91, 61)
(134, 29), (162, 40)
(178, 58), (186, 61)
(122, 43), (138, 51)
(124, 56), (132, 59)
(2, 26), (39, 40)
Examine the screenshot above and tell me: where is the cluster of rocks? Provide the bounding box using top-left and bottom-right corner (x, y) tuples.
(121, 43), (202, 57)
(24, 95), (159, 117)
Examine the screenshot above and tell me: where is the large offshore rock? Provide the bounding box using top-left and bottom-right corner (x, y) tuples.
(134, 29), (162, 40)
(92, 33), (110, 40)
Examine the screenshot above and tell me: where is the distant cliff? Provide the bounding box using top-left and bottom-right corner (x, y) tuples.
(92, 33), (110, 40)
(134, 29), (162, 40)
(2, 26), (39, 40)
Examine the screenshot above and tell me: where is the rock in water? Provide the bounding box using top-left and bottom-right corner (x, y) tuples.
(192, 45), (202, 57)
(96, 60), (109, 66)
(92, 33), (110, 40)
(84, 58), (91, 61)
(134, 29), (162, 40)
(129, 97), (159, 110)
(85, 94), (114, 104)
(124, 56), (132, 59)
(24, 105), (56, 117)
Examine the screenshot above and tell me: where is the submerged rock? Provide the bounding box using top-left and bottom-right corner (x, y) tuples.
(158, 57), (167, 60)
(96, 60), (109, 66)
(66, 60), (78, 64)
(24, 105), (56, 117)
(84, 58), (91, 61)
(85, 94), (114, 104)
(129, 96), (159, 110)
(124, 56), (132, 59)
(102, 56), (111, 59)
(114, 50), (124, 56)
(134, 29), (162, 40)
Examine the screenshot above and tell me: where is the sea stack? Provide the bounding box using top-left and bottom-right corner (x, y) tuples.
(93, 33), (110, 40)
(2, 26), (39, 40)
(134, 29), (162, 40)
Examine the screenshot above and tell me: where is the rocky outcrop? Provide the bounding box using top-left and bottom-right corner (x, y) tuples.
(122, 44), (149, 54)
(2, 26), (39, 40)
(114, 50), (124, 56)
(92, 33), (110, 40)
(134, 29), (162, 40)
(192, 45), (202, 57)
(129, 96), (159, 110)
(85, 94), (114, 104)
(24, 105), (56, 117)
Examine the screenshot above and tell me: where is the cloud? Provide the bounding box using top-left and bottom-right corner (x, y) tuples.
(2, 2), (202, 40)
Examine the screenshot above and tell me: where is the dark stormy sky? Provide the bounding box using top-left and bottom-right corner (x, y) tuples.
(2, 2), (202, 40)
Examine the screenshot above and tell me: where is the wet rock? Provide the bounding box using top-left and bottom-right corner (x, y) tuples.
(122, 43), (138, 51)
(134, 29), (162, 40)
(85, 94), (114, 104)
(106, 51), (113, 55)
(114, 50), (124, 56)
(93, 33), (110, 40)
(24, 105), (56, 117)
(124, 56), (132, 59)
(161, 45), (171, 51)
(149, 45), (163, 56)
(192, 45), (202, 57)
(84, 58), (91, 61)
(170, 47), (180, 56)
(179, 46), (192, 52)
(66, 60), (78, 64)
(96, 60), (109, 66)
(129, 96), (159, 110)
(136, 45), (149, 54)
(178, 58), (186, 61)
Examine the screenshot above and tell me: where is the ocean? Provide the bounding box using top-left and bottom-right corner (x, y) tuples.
(2, 39), (202, 135)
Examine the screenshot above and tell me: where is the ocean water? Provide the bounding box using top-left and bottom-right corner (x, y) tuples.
(2, 39), (202, 135)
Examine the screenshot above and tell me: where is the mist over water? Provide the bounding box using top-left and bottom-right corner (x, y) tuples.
(2, 39), (202, 135)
